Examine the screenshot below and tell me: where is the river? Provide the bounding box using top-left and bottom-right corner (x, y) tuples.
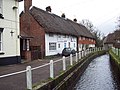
(74, 54), (120, 90)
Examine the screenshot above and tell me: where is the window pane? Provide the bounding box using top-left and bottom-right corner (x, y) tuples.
(58, 44), (60, 48)
(49, 43), (56, 50)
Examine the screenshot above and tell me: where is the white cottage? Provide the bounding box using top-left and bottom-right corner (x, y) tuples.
(45, 33), (77, 56)
(0, 0), (22, 65)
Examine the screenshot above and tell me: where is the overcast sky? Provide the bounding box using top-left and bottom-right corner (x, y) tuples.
(19, 0), (120, 36)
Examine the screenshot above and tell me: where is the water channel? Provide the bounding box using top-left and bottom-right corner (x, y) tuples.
(74, 54), (120, 90)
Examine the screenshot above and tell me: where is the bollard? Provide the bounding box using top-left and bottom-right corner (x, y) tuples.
(76, 53), (78, 62)
(63, 56), (66, 70)
(26, 66), (32, 90)
(50, 60), (54, 78)
(70, 54), (73, 66)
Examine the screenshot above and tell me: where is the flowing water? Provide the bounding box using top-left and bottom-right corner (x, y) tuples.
(74, 54), (120, 90)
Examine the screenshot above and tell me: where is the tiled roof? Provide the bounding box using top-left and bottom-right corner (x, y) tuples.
(29, 6), (94, 39)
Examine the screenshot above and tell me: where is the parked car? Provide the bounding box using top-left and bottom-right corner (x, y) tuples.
(62, 48), (76, 56)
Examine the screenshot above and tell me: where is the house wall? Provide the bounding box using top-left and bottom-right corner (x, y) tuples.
(45, 34), (77, 56)
(20, 10), (46, 59)
(0, 0), (20, 65)
(78, 37), (95, 51)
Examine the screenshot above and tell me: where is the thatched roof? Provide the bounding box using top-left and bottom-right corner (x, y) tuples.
(104, 33), (115, 44)
(104, 30), (120, 48)
(29, 6), (94, 38)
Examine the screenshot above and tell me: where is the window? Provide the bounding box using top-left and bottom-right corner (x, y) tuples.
(63, 35), (66, 38)
(0, 28), (3, 52)
(0, 31), (2, 51)
(64, 43), (66, 48)
(74, 43), (75, 47)
(58, 44), (60, 48)
(49, 43), (56, 50)
(68, 42), (70, 47)
(49, 33), (54, 37)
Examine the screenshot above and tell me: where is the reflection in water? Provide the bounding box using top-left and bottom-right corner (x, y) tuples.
(74, 54), (120, 90)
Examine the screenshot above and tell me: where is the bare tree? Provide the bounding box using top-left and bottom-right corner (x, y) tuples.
(81, 19), (94, 33)
(80, 19), (105, 47)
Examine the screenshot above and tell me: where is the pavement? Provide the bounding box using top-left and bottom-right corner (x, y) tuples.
(0, 55), (64, 90)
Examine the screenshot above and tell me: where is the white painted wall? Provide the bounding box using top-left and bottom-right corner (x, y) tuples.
(0, 0), (20, 57)
(45, 33), (77, 56)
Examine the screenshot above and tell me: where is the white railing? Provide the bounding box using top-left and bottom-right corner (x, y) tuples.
(0, 47), (103, 90)
(111, 47), (120, 58)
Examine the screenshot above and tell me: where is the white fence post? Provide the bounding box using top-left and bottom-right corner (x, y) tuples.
(63, 56), (66, 70)
(76, 53), (78, 62)
(79, 51), (81, 59)
(70, 54), (73, 66)
(82, 51), (84, 57)
(84, 50), (86, 56)
(26, 66), (32, 90)
(50, 60), (54, 78)
(87, 49), (88, 55)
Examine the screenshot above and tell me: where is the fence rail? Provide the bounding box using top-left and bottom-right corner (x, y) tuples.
(0, 47), (103, 90)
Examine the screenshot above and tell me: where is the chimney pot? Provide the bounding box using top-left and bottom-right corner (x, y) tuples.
(73, 18), (77, 22)
(46, 6), (52, 12)
(61, 13), (66, 18)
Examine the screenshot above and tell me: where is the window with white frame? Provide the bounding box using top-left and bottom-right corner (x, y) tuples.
(49, 43), (56, 50)
(0, 31), (2, 51)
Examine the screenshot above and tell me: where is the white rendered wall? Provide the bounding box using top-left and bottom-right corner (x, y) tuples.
(45, 34), (77, 56)
(0, 0), (20, 58)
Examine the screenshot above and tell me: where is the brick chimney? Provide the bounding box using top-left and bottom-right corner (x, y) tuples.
(24, 0), (32, 12)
